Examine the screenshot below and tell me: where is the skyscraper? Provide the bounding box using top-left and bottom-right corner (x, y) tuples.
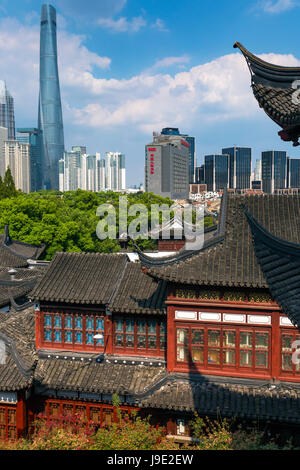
(0, 126), (8, 178)
(261, 150), (287, 194)
(222, 147), (252, 190)
(287, 158), (300, 189)
(161, 128), (196, 184)
(16, 128), (42, 192)
(0, 81), (15, 140)
(204, 154), (229, 191)
(38, 4), (64, 190)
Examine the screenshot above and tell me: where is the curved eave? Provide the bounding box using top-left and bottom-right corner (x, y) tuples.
(234, 42), (300, 72)
(244, 207), (300, 257)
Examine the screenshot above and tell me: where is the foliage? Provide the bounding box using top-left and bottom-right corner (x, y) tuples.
(0, 168), (18, 199)
(0, 410), (295, 450)
(0, 190), (174, 260)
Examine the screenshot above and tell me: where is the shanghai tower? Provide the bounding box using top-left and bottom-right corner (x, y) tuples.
(38, 4), (64, 190)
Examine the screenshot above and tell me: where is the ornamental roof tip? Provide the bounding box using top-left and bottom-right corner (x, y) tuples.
(234, 42), (300, 146)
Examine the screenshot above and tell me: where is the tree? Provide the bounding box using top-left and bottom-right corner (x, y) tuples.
(0, 167), (18, 199)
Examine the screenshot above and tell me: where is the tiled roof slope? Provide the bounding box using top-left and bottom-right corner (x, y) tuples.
(246, 210), (300, 326)
(0, 308), (36, 391)
(139, 376), (300, 424)
(34, 358), (165, 395)
(0, 226), (45, 265)
(146, 194), (300, 287)
(253, 84), (300, 128)
(31, 252), (128, 305)
(109, 262), (167, 315)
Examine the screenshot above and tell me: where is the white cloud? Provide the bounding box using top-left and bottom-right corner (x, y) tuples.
(0, 15), (299, 145)
(151, 18), (169, 32)
(260, 0), (298, 13)
(97, 16), (146, 33)
(152, 56), (190, 69)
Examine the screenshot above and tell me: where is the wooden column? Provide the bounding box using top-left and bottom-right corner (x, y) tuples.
(167, 305), (176, 372)
(16, 391), (27, 439)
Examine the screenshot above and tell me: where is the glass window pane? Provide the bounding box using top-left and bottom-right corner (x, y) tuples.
(137, 320), (146, 334)
(44, 314), (52, 327)
(256, 333), (269, 350)
(115, 318), (123, 332)
(177, 329), (189, 345)
(75, 332), (83, 344)
(54, 315), (61, 328)
(115, 334), (123, 348)
(126, 319), (134, 333)
(255, 351), (268, 368)
(86, 332), (94, 345)
(191, 329), (204, 345)
(282, 335), (293, 352)
(208, 349), (220, 365)
(240, 332), (252, 349)
(44, 329), (52, 342)
(240, 350), (252, 367)
(126, 334), (134, 348)
(223, 349), (236, 365)
(147, 320), (157, 334)
(148, 335), (157, 349)
(54, 330), (62, 343)
(86, 317), (94, 331)
(65, 316), (72, 329)
(208, 330), (220, 347)
(282, 354), (293, 371)
(192, 347), (204, 363)
(177, 345), (188, 362)
(65, 330), (72, 344)
(137, 335), (146, 349)
(75, 317), (83, 330)
(223, 331), (236, 348)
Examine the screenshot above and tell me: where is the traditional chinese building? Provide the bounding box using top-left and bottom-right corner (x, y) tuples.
(0, 194), (300, 442)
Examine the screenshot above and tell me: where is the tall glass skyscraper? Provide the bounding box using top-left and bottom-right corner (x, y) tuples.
(262, 151), (287, 194)
(204, 154), (229, 191)
(0, 81), (15, 140)
(38, 4), (64, 190)
(16, 128), (43, 192)
(222, 147), (252, 190)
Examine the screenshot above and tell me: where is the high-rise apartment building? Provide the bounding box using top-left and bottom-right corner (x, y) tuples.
(222, 147), (252, 190)
(254, 159), (262, 181)
(38, 4), (64, 190)
(287, 158), (300, 189)
(261, 150), (287, 194)
(145, 132), (189, 200)
(0, 126), (8, 178)
(59, 150), (126, 192)
(4, 140), (30, 193)
(204, 154), (229, 191)
(0, 81), (15, 140)
(16, 128), (42, 192)
(161, 128), (196, 184)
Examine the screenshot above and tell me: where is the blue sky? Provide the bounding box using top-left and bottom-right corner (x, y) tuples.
(0, 0), (299, 185)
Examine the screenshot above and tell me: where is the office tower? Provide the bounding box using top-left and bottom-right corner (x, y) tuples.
(97, 155), (106, 191)
(287, 158), (300, 188)
(222, 147), (252, 190)
(195, 165), (204, 184)
(204, 154), (229, 192)
(16, 128), (42, 192)
(0, 126), (8, 178)
(0, 81), (15, 140)
(254, 159), (262, 181)
(4, 140), (30, 193)
(145, 132), (189, 199)
(261, 150), (287, 194)
(161, 128), (196, 184)
(59, 150), (81, 192)
(38, 4), (64, 190)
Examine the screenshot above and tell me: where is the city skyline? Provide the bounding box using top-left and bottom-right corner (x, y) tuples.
(0, 1), (299, 186)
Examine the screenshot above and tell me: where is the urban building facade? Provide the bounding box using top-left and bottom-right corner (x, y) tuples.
(287, 158), (300, 189)
(0, 81), (15, 140)
(145, 132), (189, 200)
(4, 140), (30, 193)
(16, 128), (42, 192)
(0, 126), (8, 178)
(38, 4), (64, 190)
(261, 150), (287, 194)
(59, 150), (126, 192)
(161, 128), (196, 184)
(222, 147), (252, 190)
(204, 154), (229, 191)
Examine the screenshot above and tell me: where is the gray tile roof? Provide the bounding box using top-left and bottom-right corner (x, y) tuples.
(31, 252), (128, 305)
(109, 262), (167, 315)
(144, 194), (300, 288)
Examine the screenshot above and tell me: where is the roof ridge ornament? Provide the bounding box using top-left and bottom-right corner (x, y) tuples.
(234, 42), (300, 146)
